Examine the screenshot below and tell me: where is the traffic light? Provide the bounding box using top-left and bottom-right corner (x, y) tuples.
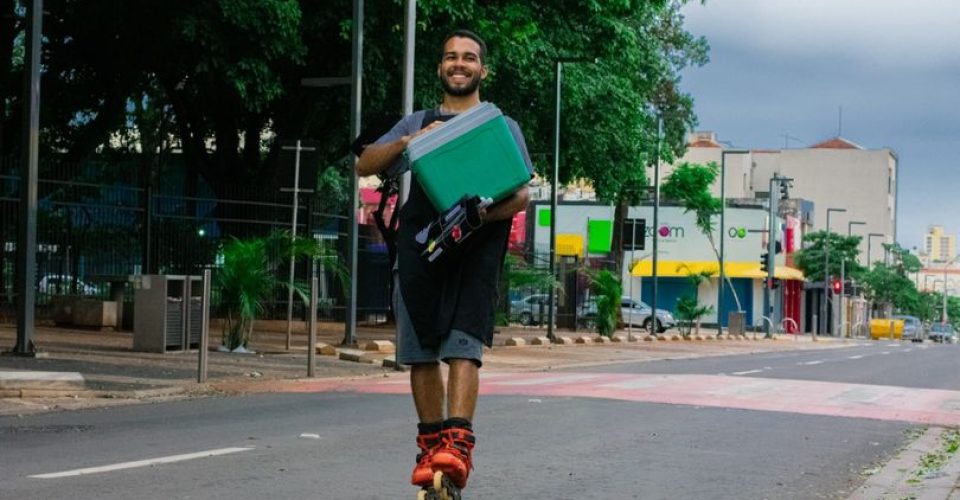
(760, 252), (769, 273)
(831, 277), (842, 294)
(779, 181), (790, 200)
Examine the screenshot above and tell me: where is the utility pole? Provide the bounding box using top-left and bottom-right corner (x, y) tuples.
(765, 177), (778, 337)
(12, 0), (43, 356)
(280, 141), (316, 351)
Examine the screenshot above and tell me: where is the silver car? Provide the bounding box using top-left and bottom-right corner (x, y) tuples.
(928, 323), (957, 343)
(510, 294), (555, 326)
(892, 315), (925, 342)
(580, 297), (676, 333)
(620, 297), (676, 333)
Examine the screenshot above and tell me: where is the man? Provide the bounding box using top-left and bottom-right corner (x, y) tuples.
(356, 30), (533, 491)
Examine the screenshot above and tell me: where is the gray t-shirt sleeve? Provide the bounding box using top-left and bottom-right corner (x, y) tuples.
(375, 110), (427, 177)
(505, 117), (535, 178)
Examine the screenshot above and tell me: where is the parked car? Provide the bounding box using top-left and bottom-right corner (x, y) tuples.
(580, 296), (676, 333)
(892, 315), (925, 342)
(928, 322), (957, 344)
(38, 274), (99, 296)
(510, 294), (555, 326)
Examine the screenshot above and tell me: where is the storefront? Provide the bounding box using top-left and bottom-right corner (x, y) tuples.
(527, 202), (806, 329)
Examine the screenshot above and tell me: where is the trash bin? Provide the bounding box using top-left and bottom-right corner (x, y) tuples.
(727, 311), (746, 336)
(133, 275), (205, 353)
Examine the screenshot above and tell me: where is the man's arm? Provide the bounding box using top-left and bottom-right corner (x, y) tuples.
(355, 137), (410, 177)
(482, 185), (530, 222)
(356, 118), (446, 177)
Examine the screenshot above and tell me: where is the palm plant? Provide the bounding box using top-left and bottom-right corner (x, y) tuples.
(675, 265), (716, 339)
(217, 230), (346, 351)
(591, 269), (622, 338)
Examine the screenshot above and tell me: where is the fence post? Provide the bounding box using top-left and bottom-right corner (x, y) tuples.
(308, 272), (318, 378)
(198, 269), (210, 383)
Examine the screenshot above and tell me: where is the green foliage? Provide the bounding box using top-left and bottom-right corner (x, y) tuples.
(217, 230), (346, 350)
(503, 254), (560, 291)
(2, 0), (708, 209)
(661, 162), (741, 311)
(661, 162), (721, 234)
(793, 231), (864, 282)
(590, 269), (622, 338)
(674, 265), (714, 338)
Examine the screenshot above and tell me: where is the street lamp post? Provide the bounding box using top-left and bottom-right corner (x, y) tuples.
(842, 221), (866, 337)
(822, 208), (846, 335)
(650, 113), (663, 339)
(942, 255), (960, 323)
(547, 57), (596, 341)
(718, 149), (749, 336)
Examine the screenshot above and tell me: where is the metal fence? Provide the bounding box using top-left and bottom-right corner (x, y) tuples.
(504, 247), (616, 333)
(0, 155), (391, 326)
(2, 154), (621, 333)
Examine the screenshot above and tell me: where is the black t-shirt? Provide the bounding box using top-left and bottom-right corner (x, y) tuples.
(387, 108), (530, 348)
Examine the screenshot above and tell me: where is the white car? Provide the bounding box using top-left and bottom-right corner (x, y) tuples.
(38, 275), (99, 295)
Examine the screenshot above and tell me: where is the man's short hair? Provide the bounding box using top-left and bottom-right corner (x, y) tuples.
(440, 30), (487, 63)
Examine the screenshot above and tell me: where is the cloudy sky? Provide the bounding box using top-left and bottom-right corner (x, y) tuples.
(679, 0), (960, 250)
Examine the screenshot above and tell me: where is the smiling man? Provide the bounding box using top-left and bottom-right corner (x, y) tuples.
(356, 30), (533, 495)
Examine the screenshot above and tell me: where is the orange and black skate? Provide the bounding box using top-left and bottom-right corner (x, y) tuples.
(417, 470), (462, 500)
(411, 424), (442, 488)
(432, 420), (475, 488)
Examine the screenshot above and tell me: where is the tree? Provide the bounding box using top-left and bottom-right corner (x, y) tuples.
(858, 243), (923, 318)
(793, 231), (865, 283)
(674, 265), (715, 339)
(661, 161), (742, 313)
(363, 1), (708, 275)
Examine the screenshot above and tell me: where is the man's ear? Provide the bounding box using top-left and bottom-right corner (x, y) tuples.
(480, 64), (488, 80)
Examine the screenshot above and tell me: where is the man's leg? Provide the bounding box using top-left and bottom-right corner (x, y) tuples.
(433, 331), (483, 488)
(446, 359), (479, 419)
(394, 277), (445, 487)
(410, 362), (444, 422)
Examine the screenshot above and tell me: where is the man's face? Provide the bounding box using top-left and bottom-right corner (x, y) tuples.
(438, 37), (487, 97)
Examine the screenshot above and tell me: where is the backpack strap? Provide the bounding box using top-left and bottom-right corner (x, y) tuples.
(373, 108), (440, 267)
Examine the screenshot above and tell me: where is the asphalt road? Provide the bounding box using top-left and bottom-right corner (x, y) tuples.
(2, 341), (956, 500)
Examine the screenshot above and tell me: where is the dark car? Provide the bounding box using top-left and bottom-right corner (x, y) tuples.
(928, 323), (957, 344)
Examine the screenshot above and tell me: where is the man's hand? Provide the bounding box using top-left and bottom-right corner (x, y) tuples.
(482, 186), (530, 223)
(355, 120), (447, 177)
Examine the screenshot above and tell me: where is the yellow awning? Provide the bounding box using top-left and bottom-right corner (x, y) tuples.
(556, 234), (584, 258)
(631, 260), (804, 281)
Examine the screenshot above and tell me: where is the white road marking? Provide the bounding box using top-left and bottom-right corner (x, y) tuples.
(732, 369), (764, 376)
(904, 349), (913, 353)
(30, 447), (254, 479)
(848, 355), (864, 360)
(803, 360), (824, 366)
(881, 351), (891, 355)
(885, 344), (901, 347)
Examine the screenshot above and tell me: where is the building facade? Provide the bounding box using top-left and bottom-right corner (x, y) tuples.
(924, 225), (956, 263)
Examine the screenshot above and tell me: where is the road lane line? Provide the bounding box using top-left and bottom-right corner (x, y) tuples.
(802, 360), (824, 365)
(881, 351), (891, 355)
(732, 369), (764, 375)
(29, 447), (254, 479)
(848, 355), (864, 360)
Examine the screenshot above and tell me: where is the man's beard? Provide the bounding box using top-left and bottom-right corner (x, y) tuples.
(440, 72), (481, 97)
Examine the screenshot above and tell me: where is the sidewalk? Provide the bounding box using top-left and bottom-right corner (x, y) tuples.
(0, 320), (848, 415)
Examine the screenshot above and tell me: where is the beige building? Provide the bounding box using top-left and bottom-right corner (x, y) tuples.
(673, 132), (898, 265)
(924, 225), (956, 263)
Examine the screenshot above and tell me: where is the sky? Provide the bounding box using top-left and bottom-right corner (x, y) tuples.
(678, 0), (960, 250)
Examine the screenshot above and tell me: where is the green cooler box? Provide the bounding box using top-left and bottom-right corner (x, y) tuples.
(405, 102), (529, 211)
